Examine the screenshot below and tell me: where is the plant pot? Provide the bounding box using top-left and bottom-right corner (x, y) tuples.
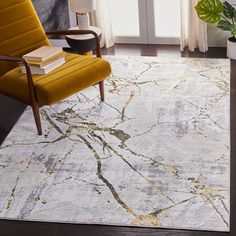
(227, 37), (236, 59)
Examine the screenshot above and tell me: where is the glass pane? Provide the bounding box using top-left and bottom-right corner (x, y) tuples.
(110, 0), (140, 37)
(154, 0), (181, 38)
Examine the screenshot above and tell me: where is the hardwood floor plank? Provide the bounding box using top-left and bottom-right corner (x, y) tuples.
(54, 225), (197, 236)
(0, 95), (26, 145)
(0, 220), (57, 236)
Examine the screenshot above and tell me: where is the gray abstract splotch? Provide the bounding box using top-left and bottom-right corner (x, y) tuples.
(32, 0), (70, 31)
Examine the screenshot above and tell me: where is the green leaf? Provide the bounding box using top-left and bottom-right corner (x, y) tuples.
(195, 0), (223, 24)
(217, 20), (232, 31)
(231, 25), (236, 38)
(223, 1), (236, 19)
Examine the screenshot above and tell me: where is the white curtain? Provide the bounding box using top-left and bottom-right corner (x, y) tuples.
(180, 0), (208, 52)
(90, 0), (114, 48)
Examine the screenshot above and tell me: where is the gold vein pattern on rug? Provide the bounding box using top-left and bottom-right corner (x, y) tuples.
(0, 56), (230, 231)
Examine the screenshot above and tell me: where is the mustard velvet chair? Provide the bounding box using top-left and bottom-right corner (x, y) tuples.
(0, 0), (111, 135)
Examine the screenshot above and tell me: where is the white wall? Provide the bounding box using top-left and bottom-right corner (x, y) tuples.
(208, 0), (236, 47)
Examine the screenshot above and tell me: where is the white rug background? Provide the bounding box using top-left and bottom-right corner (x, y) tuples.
(0, 56), (230, 231)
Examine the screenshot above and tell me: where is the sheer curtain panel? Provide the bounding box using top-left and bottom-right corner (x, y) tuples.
(180, 0), (208, 52)
(90, 0), (114, 48)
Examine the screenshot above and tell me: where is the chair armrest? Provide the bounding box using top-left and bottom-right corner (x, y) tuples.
(0, 55), (37, 105)
(46, 29), (102, 58)
(0, 55), (32, 77)
(0, 55), (26, 63)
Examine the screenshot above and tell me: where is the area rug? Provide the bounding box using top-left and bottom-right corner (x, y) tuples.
(0, 56), (230, 231)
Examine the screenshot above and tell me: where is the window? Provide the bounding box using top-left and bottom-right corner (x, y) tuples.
(110, 0), (181, 44)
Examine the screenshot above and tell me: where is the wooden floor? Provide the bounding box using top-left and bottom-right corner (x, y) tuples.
(0, 44), (234, 236)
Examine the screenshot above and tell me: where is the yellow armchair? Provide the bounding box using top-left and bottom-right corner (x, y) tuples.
(0, 0), (111, 135)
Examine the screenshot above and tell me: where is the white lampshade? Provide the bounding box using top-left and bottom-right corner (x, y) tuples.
(69, 0), (96, 13)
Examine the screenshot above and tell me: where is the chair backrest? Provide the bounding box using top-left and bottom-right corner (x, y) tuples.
(0, 0), (50, 76)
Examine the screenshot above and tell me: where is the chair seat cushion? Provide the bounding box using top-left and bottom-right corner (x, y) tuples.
(0, 53), (111, 105)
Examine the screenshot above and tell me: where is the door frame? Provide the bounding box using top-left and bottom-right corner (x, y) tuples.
(113, 0), (180, 45)
(146, 0), (180, 45)
(113, 0), (148, 44)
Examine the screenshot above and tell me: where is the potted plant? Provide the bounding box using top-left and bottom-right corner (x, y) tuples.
(195, 0), (236, 59)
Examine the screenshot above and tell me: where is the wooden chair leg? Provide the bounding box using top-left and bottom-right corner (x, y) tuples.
(31, 102), (42, 135)
(99, 81), (105, 101)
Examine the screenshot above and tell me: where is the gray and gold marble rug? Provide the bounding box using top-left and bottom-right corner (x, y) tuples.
(0, 56), (230, 231)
